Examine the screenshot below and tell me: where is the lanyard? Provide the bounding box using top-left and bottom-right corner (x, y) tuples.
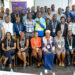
(67, 36), (72, 46)
(17, 24), (21, 31)
(52, 21), (57, 29)
(47, 39), (50, 45)
(7, 39), (11, 48)
(20, 38), (25, 48)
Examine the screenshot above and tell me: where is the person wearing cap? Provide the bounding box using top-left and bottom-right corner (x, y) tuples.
(65, 30), (75, 66)
(35, 12), (46, 37)
(42, 30), (55, 70)
(55, 30), (65, 66)
(31, 32), (42, 67)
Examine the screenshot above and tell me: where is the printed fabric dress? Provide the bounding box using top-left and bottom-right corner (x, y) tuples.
(42, 36), (55, 70)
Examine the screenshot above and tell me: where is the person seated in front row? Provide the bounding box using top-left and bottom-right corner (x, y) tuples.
(2, 32), (16, 71)
(17, 32), (29, 68)
(42, 30), (55, 70)
(31, 32), (42, 67)
(55, 30), (65, 66)
(65, 30), (75, 66)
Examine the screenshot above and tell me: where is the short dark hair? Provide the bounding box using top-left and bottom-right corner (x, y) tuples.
(60, 16), (65, 20)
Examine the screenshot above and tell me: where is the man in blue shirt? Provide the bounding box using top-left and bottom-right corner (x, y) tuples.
(13, 17), (25, 38)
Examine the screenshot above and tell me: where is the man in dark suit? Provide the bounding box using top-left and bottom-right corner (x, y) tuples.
(56, 16), (68, 38)
(11, 6), (22, 23)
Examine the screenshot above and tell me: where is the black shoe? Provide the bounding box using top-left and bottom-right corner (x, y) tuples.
(2, 63), (5, 70)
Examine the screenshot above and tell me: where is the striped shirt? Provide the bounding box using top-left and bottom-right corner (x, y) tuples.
(24, 19), (35, 33)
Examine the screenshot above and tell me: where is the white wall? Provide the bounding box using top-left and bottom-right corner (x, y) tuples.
(4, 0), (34, 11)
(72, 0), (75, 5)
(34, 0), (68, 11)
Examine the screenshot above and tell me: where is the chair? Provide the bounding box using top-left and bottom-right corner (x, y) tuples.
(16, 52), (30, 66)
(2, 55), (16, 69)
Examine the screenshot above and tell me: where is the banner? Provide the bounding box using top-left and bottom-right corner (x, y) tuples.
(12, 1), (27, 13)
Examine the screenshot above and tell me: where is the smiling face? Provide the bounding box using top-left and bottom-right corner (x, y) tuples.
(34, 32), (38, 38)
(28, 13), (32, 19)
(67, 16), (71, 23)
(37, 12), (41, 18)
(60, 17), (65, 24)
(6, 32), (11, 40)
(22, 9), (25, 15)
(57, 30), (61, 37)
(20, 32), (25, 39)
(14, 6), (18, 12)
(58, 8), (62, 13)
(68, 30), (72, 37)
(53, 14), (57, 21)
(5, 16), (9, 23)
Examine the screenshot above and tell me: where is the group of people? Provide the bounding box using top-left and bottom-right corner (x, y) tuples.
(0, 4), (75, 71)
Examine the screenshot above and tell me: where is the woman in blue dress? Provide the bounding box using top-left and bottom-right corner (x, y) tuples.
(42, 30), (55, 70)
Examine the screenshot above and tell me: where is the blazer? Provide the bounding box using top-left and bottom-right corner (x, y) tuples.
(56, 23), (68, 38)
(11, 12), (22, 23)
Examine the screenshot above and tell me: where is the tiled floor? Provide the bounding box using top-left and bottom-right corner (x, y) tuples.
(0, 65), (75, 75)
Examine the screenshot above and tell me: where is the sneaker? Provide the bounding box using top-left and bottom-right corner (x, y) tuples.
(10, 68), (13, 72)
(2, 63), (5, 70)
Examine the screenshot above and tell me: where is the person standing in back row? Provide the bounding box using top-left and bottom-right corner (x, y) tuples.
(35, 12), (46, 37)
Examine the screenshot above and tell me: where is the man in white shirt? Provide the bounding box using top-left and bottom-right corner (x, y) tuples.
(51, 4), (57, 15)
(46, 8), (53, 20)
(3, 8), (11, 21)
(3, 16), (14, 36)
(57, 8), (65, 22)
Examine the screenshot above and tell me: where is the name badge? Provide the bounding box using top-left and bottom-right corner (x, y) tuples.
(21, 48), (24, 51)
(36, 48), (39, 51)
(29, 28), (32, 32)
(7, 46), (10, 49)
(53, 29), (55, 33)
(47, 45), (50, 49)
(58, 45), (61, 48)
(19, 31), (21, 35)
(69, 46), (72, 50)
(38, 27), (40, 30)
